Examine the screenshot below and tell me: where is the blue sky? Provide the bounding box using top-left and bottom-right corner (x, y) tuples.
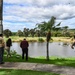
(3, 0), (75, 32)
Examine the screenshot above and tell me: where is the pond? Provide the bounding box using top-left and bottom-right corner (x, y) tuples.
(10, 42), (75, 58)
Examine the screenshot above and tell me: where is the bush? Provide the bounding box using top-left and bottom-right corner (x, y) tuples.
(38, 38), (44, 42)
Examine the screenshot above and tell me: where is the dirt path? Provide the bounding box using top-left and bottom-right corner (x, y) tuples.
(0, 62), (75, 75)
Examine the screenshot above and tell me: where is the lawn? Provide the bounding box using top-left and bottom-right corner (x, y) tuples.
(1, 50), (75, 75)
(0, 69), (60, 75)
(3, 53), (75, 68)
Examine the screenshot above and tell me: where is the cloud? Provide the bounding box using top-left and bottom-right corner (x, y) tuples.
(4, 0), (75, 6)
(3, 0), (75, 31)
(3, 21), (27, 31)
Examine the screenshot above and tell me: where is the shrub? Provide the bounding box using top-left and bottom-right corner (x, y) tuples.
(38, 38), (44, 42)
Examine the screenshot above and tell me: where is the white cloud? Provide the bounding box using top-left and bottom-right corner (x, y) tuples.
(4, 0), (75, 6)
(3, 21), (27, 31)
(3, 0), (75, 31)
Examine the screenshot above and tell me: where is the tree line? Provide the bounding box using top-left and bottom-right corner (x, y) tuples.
(3, 25), (75, 38)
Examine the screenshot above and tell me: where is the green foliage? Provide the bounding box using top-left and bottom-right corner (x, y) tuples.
(12, 32), (17, 36)
(23, 28), (29, 37)
(29, 40), (37, 42)
(17, 30), (23, 37)
(38, 38), (44, 42)
(46, 16), (56, 31)
(3, 29), (12, 37)
(11, 50), (17, 56)
(35, 30), (41, 37)
(29, 28), (35, 37)
(4, 50), (21, 58)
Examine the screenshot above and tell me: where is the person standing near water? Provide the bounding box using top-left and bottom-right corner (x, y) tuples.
(6, 38), (12, 57)
(0, 34), (5, 64)
(20, 38), (29, 61)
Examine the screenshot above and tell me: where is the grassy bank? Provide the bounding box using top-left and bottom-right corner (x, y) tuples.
(4, 36), (72, 42)
(0, 69), (59, 75)
(2, 51), (75, 75)
(3, 52), (75, 68)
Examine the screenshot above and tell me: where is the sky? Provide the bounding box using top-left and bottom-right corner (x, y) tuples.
(3, 0), (75, 32)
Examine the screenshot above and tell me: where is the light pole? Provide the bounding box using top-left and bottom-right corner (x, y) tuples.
(0, 0), (3, 34)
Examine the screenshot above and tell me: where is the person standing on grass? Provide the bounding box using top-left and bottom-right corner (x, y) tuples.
(20, 38), (29, 61)
(0, 34), (5, 64)
(6, 38), (12, 57)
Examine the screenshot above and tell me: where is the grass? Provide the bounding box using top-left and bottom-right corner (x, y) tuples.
(1, 51), (75, 75)
(3, 53), (75, 68)
(4, 36), (72, 42)
(0, 53), (62, 75)
(0, 69), (59, 75)
(5, 36), (46, 42)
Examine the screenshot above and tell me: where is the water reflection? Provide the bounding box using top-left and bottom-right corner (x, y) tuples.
(10, 42), (75, 58)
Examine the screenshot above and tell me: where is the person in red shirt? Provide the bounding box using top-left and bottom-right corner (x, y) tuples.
(20, 39), (29, 61)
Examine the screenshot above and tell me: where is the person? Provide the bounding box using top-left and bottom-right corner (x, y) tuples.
(20, 38), (29, 61)
(6, 38), (12, 57)
(71, 35), (75, 49)
(0, 34), (5, 64)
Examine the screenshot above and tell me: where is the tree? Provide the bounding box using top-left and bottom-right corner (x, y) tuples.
(3, 29), (12, 37)
(62, 26), (69, 37)
(23, 28), (29, 37)
(46, 16), (56, 60)
(17, 30), (23, 37)
(12, 32), (17, 36)
(36, 16), (61, 60)
(29, 28), (35, 37)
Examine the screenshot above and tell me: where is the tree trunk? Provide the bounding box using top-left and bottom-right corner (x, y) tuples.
(46, 31), (51, 61)
(46, 42), (49, 60)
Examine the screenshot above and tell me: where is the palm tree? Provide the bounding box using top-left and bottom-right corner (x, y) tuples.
(46, 16), (56, 60)
(36, 16), (61, 60)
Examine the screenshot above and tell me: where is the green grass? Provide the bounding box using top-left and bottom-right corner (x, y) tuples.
(0, 69), (59, 75)
(2, 52), (75, 75)
(4, 36), (72, 42)
(6, 36), (46, 42)
(3, 54), (75, 68)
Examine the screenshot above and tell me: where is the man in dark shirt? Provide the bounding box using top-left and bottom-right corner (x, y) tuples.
(20, 39), (29, 61)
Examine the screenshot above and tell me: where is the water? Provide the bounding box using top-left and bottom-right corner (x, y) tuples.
(10, 42), (75, 58)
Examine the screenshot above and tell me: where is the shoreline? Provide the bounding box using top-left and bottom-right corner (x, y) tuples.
(4, 36), (73, 42)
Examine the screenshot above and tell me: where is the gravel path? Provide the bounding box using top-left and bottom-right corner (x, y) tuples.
(0, 62), (75, 75)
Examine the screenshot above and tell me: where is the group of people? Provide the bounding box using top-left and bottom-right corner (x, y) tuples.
(1, 33), (75, 64)
(0, 34), (29, 64)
